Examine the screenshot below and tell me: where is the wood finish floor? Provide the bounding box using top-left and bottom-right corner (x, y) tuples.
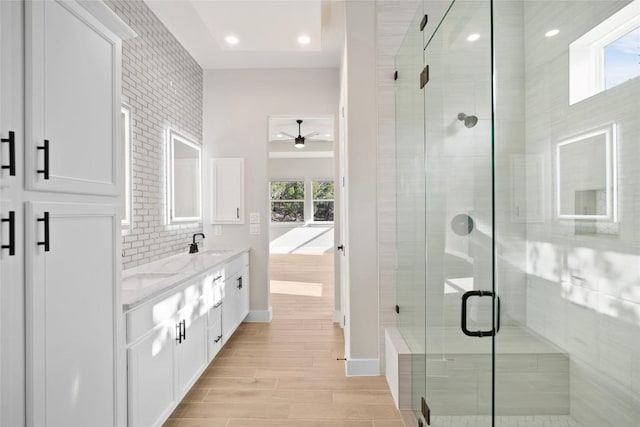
(165, 253), (403, 427)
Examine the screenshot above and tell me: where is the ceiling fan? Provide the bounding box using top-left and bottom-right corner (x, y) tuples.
(279, 119), (319, 148)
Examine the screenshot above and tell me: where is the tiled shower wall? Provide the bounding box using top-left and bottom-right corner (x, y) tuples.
(105, 0), (203, 270)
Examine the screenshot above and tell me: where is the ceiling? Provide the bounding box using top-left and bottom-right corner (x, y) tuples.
(144, 0), (345, 69)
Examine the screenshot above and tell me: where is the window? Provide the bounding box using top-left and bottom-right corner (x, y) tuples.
(604, 26), (640, 90)
(312, 180), (334, 222)
(569, 0), (640, 104)
(270, 181), (305, 222)
(269, 179), (335, 223)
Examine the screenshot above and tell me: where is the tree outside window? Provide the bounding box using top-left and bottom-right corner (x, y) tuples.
(312, 180), (334, 222)
(270, 181), (305, 222)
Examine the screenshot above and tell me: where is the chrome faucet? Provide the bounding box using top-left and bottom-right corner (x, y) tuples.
(189, 233), (205, 254)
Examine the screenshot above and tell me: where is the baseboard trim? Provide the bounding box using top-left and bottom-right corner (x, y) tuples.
(345, 358), (380, 376)
(245, 307), (273, 322)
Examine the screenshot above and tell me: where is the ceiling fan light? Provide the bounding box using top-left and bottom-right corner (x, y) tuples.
(294, 139), (305, 148)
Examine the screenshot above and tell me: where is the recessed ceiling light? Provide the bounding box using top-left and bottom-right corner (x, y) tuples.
(225, 35), (239, 45)
(466, 33), (480, 42)
(297, 35), (311, 45)
(277, 133), (283, 138)
(324, 134), (331, 137)
(545, 29), (560, 38)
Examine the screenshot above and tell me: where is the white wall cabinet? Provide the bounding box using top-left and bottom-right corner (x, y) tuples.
(26, 201), (123, 426)
(126, 252), (249, 427)
(25, 0), (125, 196)
(0, 2), (25, 423)
(210, 158), (244, 224)
(0, 1), (135, 425)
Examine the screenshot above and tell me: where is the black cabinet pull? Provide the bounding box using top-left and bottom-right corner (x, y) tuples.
(37, 139), (49, 180)
(213, 300), (222, 309)
(181, 319), (186, 341)
(1, 131), (16, 176)
(1, 211), (15, 256)
(214, 335), (222, 343)
(176, 322), (182, 344)
(461, 290), (500, 337)
(37, 212), (50, 252)
(337, 244), (344, 251)
(237, 276), (242, 289)
(236, 207), (239, 219)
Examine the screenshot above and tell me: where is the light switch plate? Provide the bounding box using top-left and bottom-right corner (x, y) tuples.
(249, 212), (260, 224)
(249, 224), (261, 235)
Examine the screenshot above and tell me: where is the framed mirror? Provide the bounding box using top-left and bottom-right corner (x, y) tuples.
(166, 129), (202, 223)
(121, 104), (132, 228)
(556, 124), (617, 220)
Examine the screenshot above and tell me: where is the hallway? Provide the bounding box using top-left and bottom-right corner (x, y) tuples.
(165, 253), (402, 426)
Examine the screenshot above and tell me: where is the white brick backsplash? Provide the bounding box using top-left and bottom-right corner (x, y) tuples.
(105, 0), (203, 270)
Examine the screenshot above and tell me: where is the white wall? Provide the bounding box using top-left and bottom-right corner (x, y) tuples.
(343, 1), (380, 372)
(202, 68), (339, 319)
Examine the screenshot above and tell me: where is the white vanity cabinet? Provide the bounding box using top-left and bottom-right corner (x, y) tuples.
(125, 251), (249, 427)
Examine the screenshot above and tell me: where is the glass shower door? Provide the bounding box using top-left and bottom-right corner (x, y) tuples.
(395, 7), (427, 420)
(423, 1), (495, 426)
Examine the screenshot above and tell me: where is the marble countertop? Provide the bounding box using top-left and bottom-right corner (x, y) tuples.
(121, 247), (248, 311)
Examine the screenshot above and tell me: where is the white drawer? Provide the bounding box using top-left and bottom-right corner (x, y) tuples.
(224, 253), (246, 278)
(207, 320), (223, 363)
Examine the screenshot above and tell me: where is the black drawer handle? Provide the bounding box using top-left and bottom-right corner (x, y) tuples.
(37, 212), (50, 252)
(1, 131), (16, 176)
(181, 319), (186, 341)
(461, 290), (500, 337)
(214, 335), (222, 343)
(214, 275), (223, 281)
(237, 276), (242, 289)
(37, 139), (49, 180)
(176, 322), (182, 344)
(213, 301), (222, 309)
(1, 211), (15, 256)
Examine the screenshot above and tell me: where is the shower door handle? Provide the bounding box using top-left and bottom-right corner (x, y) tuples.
(461, 290), (500, 337)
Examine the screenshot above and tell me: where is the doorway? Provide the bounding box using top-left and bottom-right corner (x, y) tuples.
(267, 115), (338, 323)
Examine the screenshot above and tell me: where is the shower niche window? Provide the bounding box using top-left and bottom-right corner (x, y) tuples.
(556, 124), (617, 228)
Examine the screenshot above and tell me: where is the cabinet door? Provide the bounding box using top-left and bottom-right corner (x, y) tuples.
(175, 311), (207, 397)
(222, 274), (239, 342)
(26, 201), (124, 426)
(25, 0), (122, 195)
(238, 267), (250, 322)
(127, 326), (175, 427)
(1, 0), (22, 192)
(0, 200), (24, 427)
(210, 158), (244, 224)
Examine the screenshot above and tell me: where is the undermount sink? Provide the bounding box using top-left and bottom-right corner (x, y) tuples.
(122, 272), (176, 289)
